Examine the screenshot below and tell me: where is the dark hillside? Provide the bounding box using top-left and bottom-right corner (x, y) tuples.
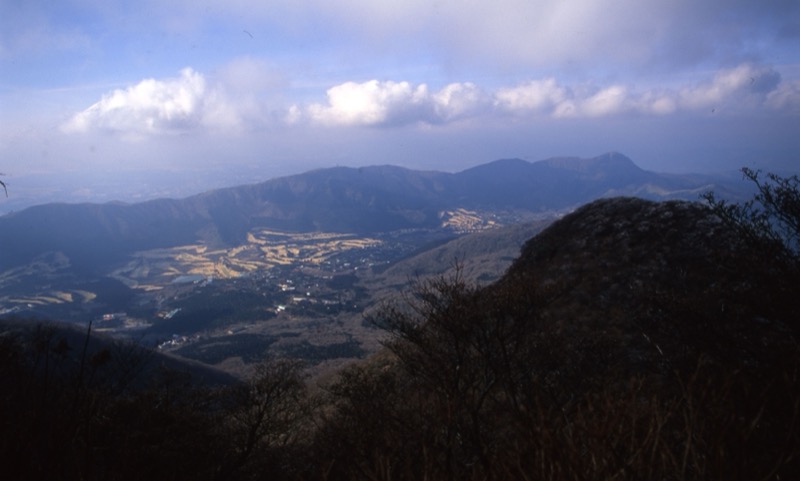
(329, 197), (799, 481)
(0, 318), (238, 387)
(0, 199), (210, 271)
(501, 197), (797, 383)
(236, 165), (447, 234)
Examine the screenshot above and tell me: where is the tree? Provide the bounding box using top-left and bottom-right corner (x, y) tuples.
(367, 266), (554, 481)
(314, 359), (430, 481)
(358, 240), (800, 480)
(702, 167), (800, 331)
(702, 167), (799, 266)
(215, 357), (312, 480)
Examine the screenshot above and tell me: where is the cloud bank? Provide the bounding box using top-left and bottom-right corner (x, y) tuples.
(61, 59), (285, 138)
(496, 64), (787, 118)
(62, 63), (799, 138)
(62, 68), (210, 138)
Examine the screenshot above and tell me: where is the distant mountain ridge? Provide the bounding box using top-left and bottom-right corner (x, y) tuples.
(0, 152), (748, 271)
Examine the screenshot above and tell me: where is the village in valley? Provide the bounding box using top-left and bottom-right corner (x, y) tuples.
(0, 207), (530, 376)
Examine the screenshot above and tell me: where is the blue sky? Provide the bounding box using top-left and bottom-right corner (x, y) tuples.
(1, 0), (799, 203)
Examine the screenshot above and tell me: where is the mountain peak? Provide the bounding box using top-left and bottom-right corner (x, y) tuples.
(458, 158), (530, 175)
(538, 152), (640, 172)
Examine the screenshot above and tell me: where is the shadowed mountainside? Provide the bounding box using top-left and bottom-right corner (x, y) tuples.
(341, 196), (799, 480)
(498, 197), (797, 381)
(0, 316), (238, 388)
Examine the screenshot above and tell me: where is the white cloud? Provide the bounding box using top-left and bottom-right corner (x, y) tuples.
(62, 68), (209, 138)
(766, 80), (800, 114)
(678, 64), (783, 112)
(300, 80), (489, 127)
(635, 91), (678, 116)
(61, 62), (285, 138)
(431, 83), (490, 122)
(494, 79), (568, 114)
(581, 86), (628, 117)
(305, 80), (428, 126)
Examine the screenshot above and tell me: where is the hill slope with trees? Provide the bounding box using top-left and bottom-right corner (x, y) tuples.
(332, 188), (798, 480)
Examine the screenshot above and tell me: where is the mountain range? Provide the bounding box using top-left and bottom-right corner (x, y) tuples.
(0, 152), (750, 272)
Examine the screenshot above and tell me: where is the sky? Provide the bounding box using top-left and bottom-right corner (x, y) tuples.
(1, 0), (799, 208)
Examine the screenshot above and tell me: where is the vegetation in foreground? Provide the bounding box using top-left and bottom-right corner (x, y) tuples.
(1, 169), (799, 480)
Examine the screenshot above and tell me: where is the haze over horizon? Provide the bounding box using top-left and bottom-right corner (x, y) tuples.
(1, 0), (799, 211)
